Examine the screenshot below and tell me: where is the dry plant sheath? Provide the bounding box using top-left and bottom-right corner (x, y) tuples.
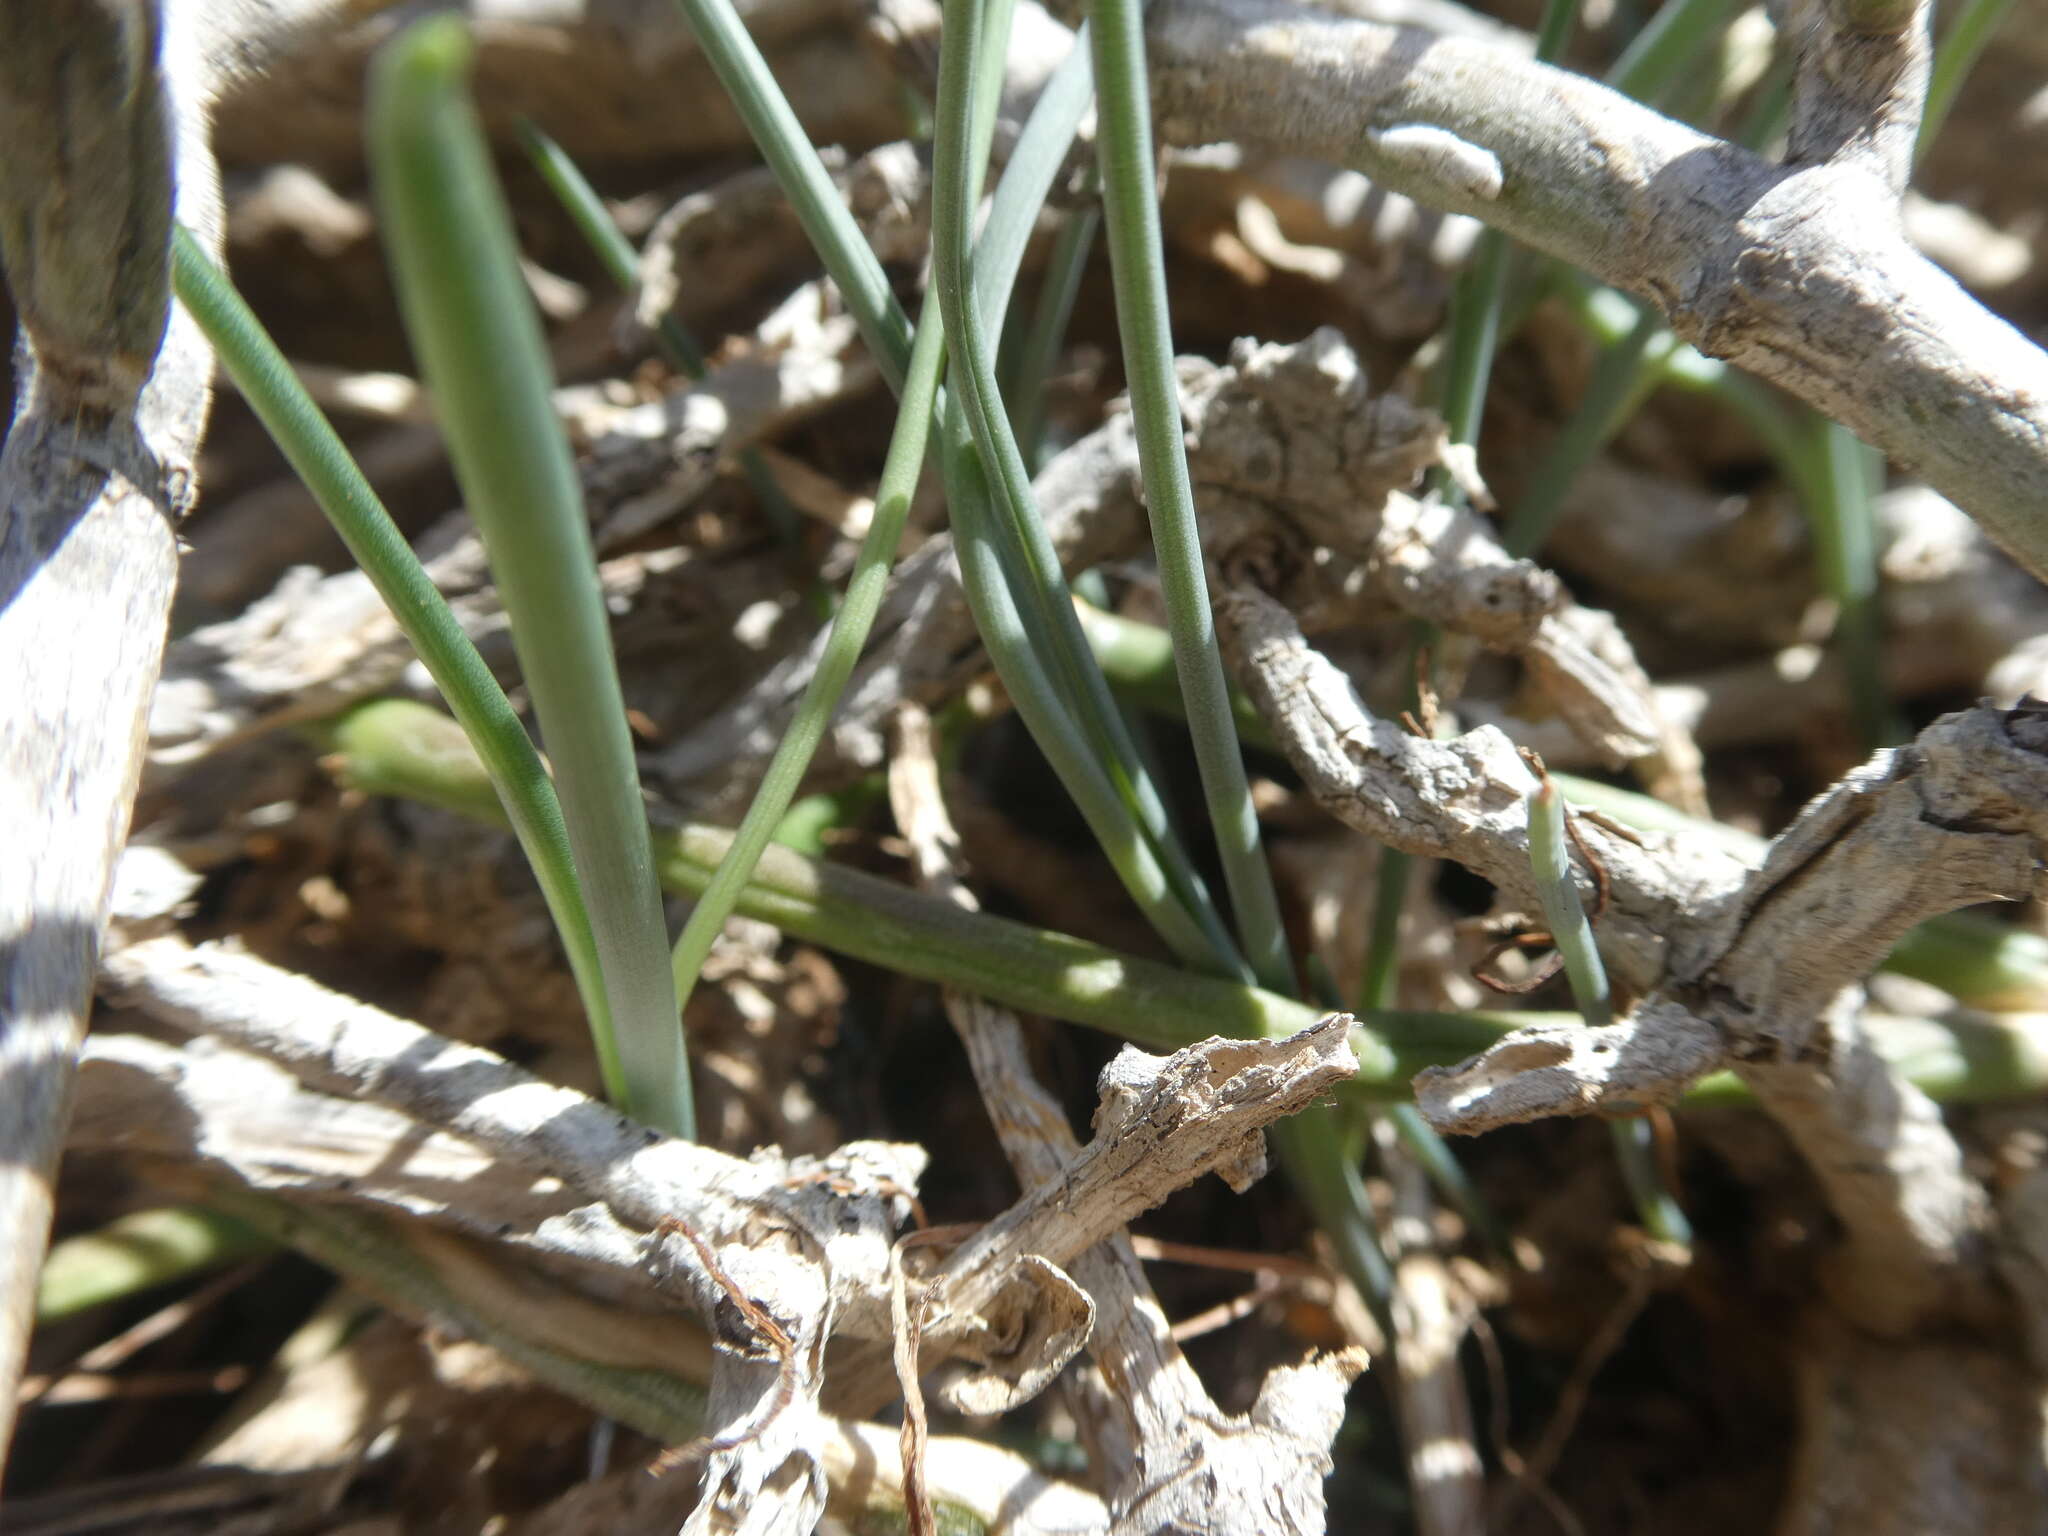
(0, 0), (225, 1472)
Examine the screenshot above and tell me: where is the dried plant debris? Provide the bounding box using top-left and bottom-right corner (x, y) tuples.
(16, 0), (2048, 1531)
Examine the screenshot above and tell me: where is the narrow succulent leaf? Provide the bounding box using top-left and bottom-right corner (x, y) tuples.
(370, 17), (690, 1136)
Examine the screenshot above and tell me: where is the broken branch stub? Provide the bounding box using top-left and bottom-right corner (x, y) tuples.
(1187, 331), (1668, 766)
(918, 1020), (1370, 1536)
(834, 1018), (1361, 1421)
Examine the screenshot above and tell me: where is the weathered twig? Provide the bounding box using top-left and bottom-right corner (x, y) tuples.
(887, 706), (1366, 1532)
(75, 962), (1003, 1533)
(1186, 332), (1669, 766)
(1142, 0), (2048, 582)
(942, 1019), (1358, 1323)
(1786, 0), (1927, 192)
(68, 1024), (1108, 1536)
(1224, 565), (2048, 1525)
(38, 1161), (1102, 1536)
(1221, 579), (2048, 1335)
(86, 877), (1365, 1515)
(1218, 582), (1743, 997)
(659, 1213), (832, 1536)
(1371, 1117), (1485, 1536)
(830, 1015), (1363, 1433)
(208, 0), (902, 177)
(94, 927), (923, 1344)
(888, 708), (1200, 1493)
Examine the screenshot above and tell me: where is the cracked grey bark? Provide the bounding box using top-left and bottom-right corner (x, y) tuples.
(1142, 0), (2048, 585)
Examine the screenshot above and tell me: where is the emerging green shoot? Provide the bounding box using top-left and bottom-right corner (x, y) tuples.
(370, 17), (691, 1137)
(1527, 761), (1692, 1249)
